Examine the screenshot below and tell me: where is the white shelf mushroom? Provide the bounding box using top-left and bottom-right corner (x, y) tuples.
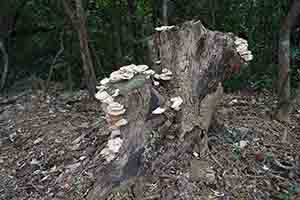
(162, 68), (172, 75)
(111, 129), (121, 137)
(143, 69), (156, 75)
(170, 96), (183, 111)
(119, 64), (137, 73)
(154, 74), (160, 79)
(107, 137), (123, 153)
(234, 37), (247, 46)
(107, 102), (126, 116)
(114, 118), (128, 127)
(159, 68), (173, 80)
(155, 25), (175, 32)
(95, 91), (114, 104)
(153, 80), (160, 86)
(100, 77), (110, 85)
(236, 44), (248, 53)
(110, 70), (135, 82)
(152, 107), (166, 114)
(111, 89), (120, 97)
(234, 37), (254, 62)
(96, 85), (107, 92)
(242, 54), (254, 62)
(159, 74), (172, 80)
(100, 137), (123, 162)
(133, 65), (149, 73)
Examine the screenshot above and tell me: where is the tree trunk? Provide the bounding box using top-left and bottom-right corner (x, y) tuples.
(0, 40), (8, 91)
(276, 0), (300, 121)
(87, 20), (246, 200)
(62, 0), (97, 96)
(112, 0), (123, 66)
(162, 0), (168, 25)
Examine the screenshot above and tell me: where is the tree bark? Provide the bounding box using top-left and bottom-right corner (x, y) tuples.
(87, 20), (245, 200)
(276, 0), (300, 121)
(0, 40), (8, 91)
(62, 0), (97, 96)
(162, 0), (168, 25)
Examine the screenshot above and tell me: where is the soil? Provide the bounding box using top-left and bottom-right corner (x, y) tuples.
(0, 88), (299, 200)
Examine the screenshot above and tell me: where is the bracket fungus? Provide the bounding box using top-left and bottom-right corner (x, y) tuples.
(234, 37), (253, 62)
(155, 25), (175, 32)
(133, 64), (149, 73)
(154, 74), (160, 80)
(143, 69), (155, 75)
(96, 85), (107, 92)
(153, 80), (160, 86)
(111, 89), (120, 97)
(152, 107), (166, 114)
(170, 96), (183, 111)
(119, 64), (137, 73)
(100, 137), (123, 162)
(107, 102), (126, 116)
(114, 118), (128, 127)
(95, 91), (114, 104)
(100, 77), (110, 85)
(110, 70), (135, 83)
(105, 102), (127, 129)
(158, 68), (173, 80)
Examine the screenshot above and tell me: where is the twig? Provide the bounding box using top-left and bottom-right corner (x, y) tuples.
(143, 194), (160, 200)
(46, 29), (65, 91)
(281, 127), (288, 143)
(209, 151), (224, 169)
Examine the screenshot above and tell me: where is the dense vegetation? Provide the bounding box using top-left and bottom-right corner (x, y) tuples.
(0, 0), (299, 91)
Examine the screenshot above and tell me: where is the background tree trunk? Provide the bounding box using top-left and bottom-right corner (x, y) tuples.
(87, 20), (245, 200)
(276, 0), (300, 121)
(162, 0), (168, 25)
(62, 0), (97, 96)
(0, 40), (8, 91)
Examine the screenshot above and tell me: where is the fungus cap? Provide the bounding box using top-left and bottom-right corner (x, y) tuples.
(107, 102), (126, 116)
(152, 107), (166, 114)
(134, 65), (149, 73)
(112, 89), (120, 97)
(143, 69), (155, 75)
(159, 74), (172, 80)
(100, 78), (110, 85)
(95, 91), (114, 103)
(155, 25), (175, 31)
(170, 97), (183, 111)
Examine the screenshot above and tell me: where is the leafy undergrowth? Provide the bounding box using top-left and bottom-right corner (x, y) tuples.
(0, 89), (299, 200)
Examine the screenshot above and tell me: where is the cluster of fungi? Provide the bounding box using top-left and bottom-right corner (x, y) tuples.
(88, 21), (253, 200)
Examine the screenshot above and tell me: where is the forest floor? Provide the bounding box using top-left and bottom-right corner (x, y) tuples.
(0, 86), (299, 200)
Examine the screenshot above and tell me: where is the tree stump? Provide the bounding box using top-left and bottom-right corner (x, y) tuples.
(87, 20), (251, 200)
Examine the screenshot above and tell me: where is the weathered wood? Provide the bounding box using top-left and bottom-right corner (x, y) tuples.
(87, 77), (152, 199)
(87, 20), (245, 200)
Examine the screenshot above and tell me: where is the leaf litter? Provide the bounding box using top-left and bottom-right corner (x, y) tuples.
(0, 88), (299, 200)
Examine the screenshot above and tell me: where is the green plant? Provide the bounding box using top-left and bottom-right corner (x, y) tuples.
(278, 183), (300, 200)
(232, 144), (241, 160)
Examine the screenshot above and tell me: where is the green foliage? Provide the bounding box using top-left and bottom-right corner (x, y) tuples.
(232, 144), (241, 160)
(278, 183), (300, 200)
(0, 0), (298, 92)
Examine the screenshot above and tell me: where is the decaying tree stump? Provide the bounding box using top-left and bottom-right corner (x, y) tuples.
(87, 20), (252, 200)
